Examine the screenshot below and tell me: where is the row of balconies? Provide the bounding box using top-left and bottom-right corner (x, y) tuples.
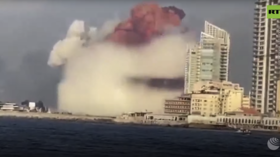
(164, 105), (190, 109)
(164, 109), (189, 114)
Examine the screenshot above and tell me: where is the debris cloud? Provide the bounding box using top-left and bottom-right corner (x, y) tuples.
(48, 2), (194, 116)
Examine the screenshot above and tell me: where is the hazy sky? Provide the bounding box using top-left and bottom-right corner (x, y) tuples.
(0, 0), (255, 105)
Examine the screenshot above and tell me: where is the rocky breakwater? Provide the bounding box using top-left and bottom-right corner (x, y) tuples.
(0, 111), (115, 122)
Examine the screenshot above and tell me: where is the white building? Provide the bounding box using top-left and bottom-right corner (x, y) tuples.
(250, 0), (280, 114)
(184, 21), (230, 93)
(188, 114), (280, 128)
(1, 103), (18, 111)
(28, 102), (36, 110)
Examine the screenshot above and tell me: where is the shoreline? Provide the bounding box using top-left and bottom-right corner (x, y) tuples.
(0, 111), (279, 133)
(0, 111), (114, 122)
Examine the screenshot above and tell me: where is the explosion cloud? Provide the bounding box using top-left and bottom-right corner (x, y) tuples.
(108, 3), (186, 45)
(48, 2), (194, 116)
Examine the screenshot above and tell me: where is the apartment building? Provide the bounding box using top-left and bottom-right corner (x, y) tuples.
(191, 92), (220, 116)
(164, 94), (191, 115)
(203, 21), (230, 81)
(276, 80), (280, 112)
(250, 0), (280, 114)
(200, 37), (224, 81)
(191, 81), (244, 116)
(184, 21), (230, 93)
(185, 45), (200, 93)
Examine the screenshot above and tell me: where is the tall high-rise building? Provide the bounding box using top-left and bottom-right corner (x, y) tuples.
(203, 21), (230, 82)
(185, 45), (200, 93)
(250, 0), (280, 114)
(184, 21), (230, 93)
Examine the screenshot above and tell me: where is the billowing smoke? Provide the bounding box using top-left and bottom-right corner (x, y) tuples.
(108, 3), (186, 45)
(48, 2), (194, 116)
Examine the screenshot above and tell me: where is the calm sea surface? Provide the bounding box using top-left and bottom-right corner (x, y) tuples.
(0, 118), (279, 157)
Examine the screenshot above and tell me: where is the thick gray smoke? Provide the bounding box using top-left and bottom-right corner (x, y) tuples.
(48, 20), (194, 116)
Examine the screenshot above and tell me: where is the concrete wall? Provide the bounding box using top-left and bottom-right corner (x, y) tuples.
(144, 114), (187, 121)
(188, 115), (217, 124)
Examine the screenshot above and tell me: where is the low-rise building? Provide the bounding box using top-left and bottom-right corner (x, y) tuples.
(191, 81), (244, 115)
(216, 115), (262, 125)
(189, 114), (280, 129)
(262, 117), (280, 128)
(1, 103), (19, 111)
(164, 94), (191, 115)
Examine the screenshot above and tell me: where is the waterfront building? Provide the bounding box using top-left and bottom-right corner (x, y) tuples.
(164, 94), (191, 115)
(184, 21), (230, 93)
(262, 117), (280, 129)
(216, 115), (262, 125)
(191, 81), (244, 115)
(1, 103), (19, 111)
(188, 114), (280, 129)
(250, 0), (280, 114)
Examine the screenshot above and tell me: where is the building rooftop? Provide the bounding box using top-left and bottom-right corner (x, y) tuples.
(166, 99), (188, 101)
(240, 107), (260, 115)
(145, 113), (187, 117)
(228, 107), (260, 116)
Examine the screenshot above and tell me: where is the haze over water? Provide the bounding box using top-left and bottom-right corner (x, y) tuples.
(0, 118), (279, 157)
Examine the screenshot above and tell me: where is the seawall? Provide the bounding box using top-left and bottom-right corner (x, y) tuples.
(0, 111), (114, 122)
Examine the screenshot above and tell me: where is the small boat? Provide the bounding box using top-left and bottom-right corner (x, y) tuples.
(236, 129), (243, 133)
(236, 128), (251, 135)
(243, 129), (251, 135)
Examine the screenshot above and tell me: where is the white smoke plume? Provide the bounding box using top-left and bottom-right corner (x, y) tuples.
(48, 20), (194, 116)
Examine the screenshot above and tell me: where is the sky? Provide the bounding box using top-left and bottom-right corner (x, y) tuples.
(0, 0), (255, 106)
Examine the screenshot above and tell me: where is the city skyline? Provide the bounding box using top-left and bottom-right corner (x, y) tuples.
(0, 1), (255, 105)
